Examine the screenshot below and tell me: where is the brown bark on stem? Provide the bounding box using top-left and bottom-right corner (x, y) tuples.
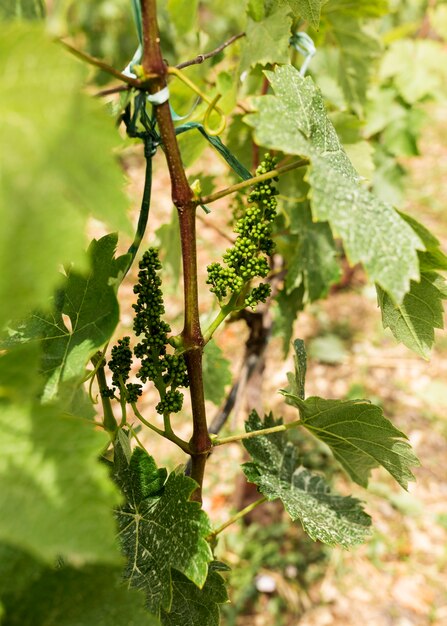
(140, 0), (211, 502)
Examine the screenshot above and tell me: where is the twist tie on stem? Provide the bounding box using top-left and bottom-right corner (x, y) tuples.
(147, 86), (170, 105)
(289, 32), (316, 76)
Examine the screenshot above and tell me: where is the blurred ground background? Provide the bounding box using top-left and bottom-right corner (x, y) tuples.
(111, 103), (447, 626)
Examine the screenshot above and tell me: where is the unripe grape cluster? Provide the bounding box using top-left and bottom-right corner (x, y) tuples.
(206, 154), (277, 308)
(132, 248), (189, 415)
(106, 337), (143, 403)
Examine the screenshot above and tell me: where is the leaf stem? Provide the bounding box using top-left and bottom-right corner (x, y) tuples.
(131, 403), (192, 454)
(209, 497), (267, 538)
(92, 355), (118, 435)
(60, 40), (146, 87)
(197, 159), (309, 206)
(203, 293), (241, 344)
(212, 420), (302, 446)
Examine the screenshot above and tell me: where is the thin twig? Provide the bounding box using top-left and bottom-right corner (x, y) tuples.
(197, 159), (309, 206)
(176, 32), (245, 70)
(209, 496), (267, 538)
(213, 419), (302, 446)
(60, 40), (145, 87)
(96, 84), (131, 97)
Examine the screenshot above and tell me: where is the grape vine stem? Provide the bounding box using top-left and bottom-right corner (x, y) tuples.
(212, 420), (302, 446)
(140, 0), (211, 502)
(197, 158), (309, 205)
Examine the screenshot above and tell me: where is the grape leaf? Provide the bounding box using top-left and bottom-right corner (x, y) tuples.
(0, 24), (129, 329)
(327, 14), (381, 115)
(114, 446), (213, 615)
(246, 65), (423, 302)
(282, 394), (420, 489)
(160, 564), (229, 626)
(203, 340), (232, 406)
(275, 285), (305, 357)
(7, 234), (122, 401)
(399, 211), (447, 273)
(0, 398), (120, 564)
(377, 274), (446, 359)
(285, 204), (341, 300)
(242, 412), (371, 547)
(240, 5), (292, 71)
(1, 560), (160, 626)
(283, 0), (325, 28)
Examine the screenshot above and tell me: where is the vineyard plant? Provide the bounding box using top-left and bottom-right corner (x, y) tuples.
(1, 0), (447, 624)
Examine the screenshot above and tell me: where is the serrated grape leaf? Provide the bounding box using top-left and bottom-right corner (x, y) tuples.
(202, 340), (232, 406)
(283, 0), (325, 28)
(327, 14), (381, 115)
(0, 398), (120, 564)
(246, 65), (423, 303)
(282, 394), (420, 489)
(399, 211), (447, 273)
(0, 24), (130, 329)
(240, 6), (292, 71)
(275, 284), (305, 357)
(8, 234), (121, 401)
(377, 273), (446, 360)
(160, 563), (229, 626)
(242, 412), (371, 547)
(1, 561), (160, 626)
(114, 447), (213, 615)
(285, 204), (341, 300)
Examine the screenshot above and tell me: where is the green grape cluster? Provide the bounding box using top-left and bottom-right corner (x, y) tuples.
(133, 248), (189, 415)
(206, 154), (277, 308)
(106, 337), (143, 403)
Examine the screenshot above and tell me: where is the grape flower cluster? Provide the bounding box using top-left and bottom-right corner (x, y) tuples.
(104, 249), (188, 415)
(132, 248), (189, 415)
(105, 336), (143, 403)
(206, 154), (277, 308)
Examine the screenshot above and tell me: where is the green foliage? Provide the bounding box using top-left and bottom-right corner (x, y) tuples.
(114, 444), (213, 615)
(283, 394), (420, 489)
(246, 65), (424, 302)
(0, 348), (120, 563)
(6, 234), (124, 402)
(0, 24), (129, 330)
(203, 340), (232, 406)
(2, 2), (445, 624)
(0, 553), (160, 626)
(160, 563), (229, 626)
(240, 5), (292, 70)
(242, 412), (372, 547)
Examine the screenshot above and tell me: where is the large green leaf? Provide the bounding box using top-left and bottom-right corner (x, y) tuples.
(376, 213), (447, 358)
(160, 564), (229, 626)
(283, 0), (325, 28)
(114, 445), (213, 615)
(327, 15), (381, 115)
(285, 204), (341, 301)
(242, 412), (371, 547)
(0, 24), (129, 329)
(283, 394), (420, 489)
(240, 5), (292, 70)
(0, 398), (120, 564)
(167, 0), (199, 33)
(1, 559), (160, 626)
(202, 340), (232, 406)
(377, 274), (446, 360)
(246, 65), (423, 302)
(6, 234), (122, 401)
